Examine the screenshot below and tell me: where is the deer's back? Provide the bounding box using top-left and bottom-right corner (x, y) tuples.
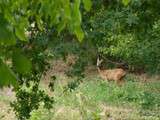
(100, 68), (126, 81)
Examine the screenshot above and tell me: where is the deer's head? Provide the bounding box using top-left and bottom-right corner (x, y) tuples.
(97, 57), (103, 67)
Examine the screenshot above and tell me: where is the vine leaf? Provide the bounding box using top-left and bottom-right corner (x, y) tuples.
(0, 15), (16, 45)
(0, 60), (18, 87)
(12, 50), (32, 74)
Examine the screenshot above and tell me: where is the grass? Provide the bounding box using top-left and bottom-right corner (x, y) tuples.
(0, 88), (16, 120)
(80, 79), (160, 108)
(0, 73), (160, 120)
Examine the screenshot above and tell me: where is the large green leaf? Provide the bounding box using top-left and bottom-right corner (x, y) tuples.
(36, 15), (43, 31)
(15, 26), (27, 41)
(0, 59), (17, 87)
(75, 26), (84, 42)
(15, 17), (29, 41)
(122, 0), (131, 6)
(0, 15), (16, 46)
(57, 21), (66, 34)
(0, 27), (16, 46)
(63, 0), (71, 20)
(70, 0), (84, 41)
(82, 0), (92, 11)
(12, 50), (32, 74)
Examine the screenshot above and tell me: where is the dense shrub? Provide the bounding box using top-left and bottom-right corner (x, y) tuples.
(86, 0), (160, 73)
(11, 31), (54, 120)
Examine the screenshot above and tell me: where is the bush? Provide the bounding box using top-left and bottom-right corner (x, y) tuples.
(28, 103), (53, 120)
(86, 0), (160, 73)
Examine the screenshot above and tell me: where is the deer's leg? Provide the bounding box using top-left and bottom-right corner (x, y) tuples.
(116, 78), (125, 86)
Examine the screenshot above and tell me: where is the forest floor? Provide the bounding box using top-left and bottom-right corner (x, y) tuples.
(0, 60), (160, 120)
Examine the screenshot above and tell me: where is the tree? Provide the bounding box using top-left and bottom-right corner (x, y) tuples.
(0, 0), (131, 119)
(0, 0), (92, 119)
(0, 0), (92, 87)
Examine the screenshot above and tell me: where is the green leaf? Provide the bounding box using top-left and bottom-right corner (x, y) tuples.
(75, 26), (84, 42)
(0, 15), (16, 46)
(122, 0), (131, 6)
(15, 17), (29, 41)
(36, 15), (43, 31)
(15, 26), (27, 41)
(12, 50), (32, 74)
(69, 0), (84, 41)
(57, 21), (66, 34)
(0, 27), (16, 46)
(0, 59), (18, 87)
(82, 0), (92, 11)
(63, 0), (71, 20)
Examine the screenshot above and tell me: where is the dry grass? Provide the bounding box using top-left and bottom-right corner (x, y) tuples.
(0, 88), (16, 120)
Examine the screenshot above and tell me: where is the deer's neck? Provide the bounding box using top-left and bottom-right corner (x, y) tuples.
(97, 66), (101, 73)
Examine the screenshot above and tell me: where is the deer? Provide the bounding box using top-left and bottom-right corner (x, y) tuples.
(97, 57), (126, 85)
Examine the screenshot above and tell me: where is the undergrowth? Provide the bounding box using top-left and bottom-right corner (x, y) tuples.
(28, 74), (160, 120)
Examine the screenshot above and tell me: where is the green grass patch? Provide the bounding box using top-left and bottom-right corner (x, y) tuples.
(1, 74), (160, 120)
(79, 76), (160, 110)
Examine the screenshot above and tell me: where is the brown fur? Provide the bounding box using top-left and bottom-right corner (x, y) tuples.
(97, 58), (126, 84)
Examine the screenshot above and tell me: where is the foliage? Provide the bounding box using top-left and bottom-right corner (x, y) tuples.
(1, 0), (160, 120)
(0, 0), (92, 119)
(28, 103), (53, 120)
(86, 0), (160, 73)
(11, 83), (54, 120)
(10, 31), (54, 120)
(0, 0), (92, 87)
(49, 33), (96, 92)
(0, 60), (17, 87)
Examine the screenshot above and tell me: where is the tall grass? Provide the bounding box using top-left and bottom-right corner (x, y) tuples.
(27, 74), (160, 120)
